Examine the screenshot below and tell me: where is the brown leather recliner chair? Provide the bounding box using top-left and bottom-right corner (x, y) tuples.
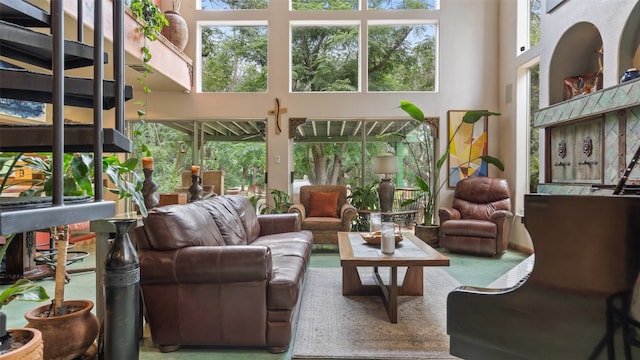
(288, 185), (357, 244)
(438, 177), (512, 256)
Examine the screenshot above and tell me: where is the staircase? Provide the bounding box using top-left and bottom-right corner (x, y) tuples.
(0, 0), (133, 235)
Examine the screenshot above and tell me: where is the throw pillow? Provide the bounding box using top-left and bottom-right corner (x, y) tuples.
(308, 191), (340, 217)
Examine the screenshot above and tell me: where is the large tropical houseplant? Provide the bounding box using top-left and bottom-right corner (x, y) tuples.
(395, 101), (504, 234)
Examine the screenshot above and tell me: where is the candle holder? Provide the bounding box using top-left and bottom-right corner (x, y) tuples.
(188, 175), (203, 202)
(141, 169), (159, 209)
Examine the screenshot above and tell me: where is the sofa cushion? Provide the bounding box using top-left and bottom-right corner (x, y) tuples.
(223, 195), (261, 242)
(301, 217), (343, 231)
(307, 191), (340, 217)
(440, 219), (497, 238)
(268, 255), (305, 310)
(251, 231), (313, 267)
(194, 197), (248, 245)
(143, 202), (225, 250)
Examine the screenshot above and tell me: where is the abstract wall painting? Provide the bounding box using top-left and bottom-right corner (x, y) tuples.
(447, 110), (489, 188)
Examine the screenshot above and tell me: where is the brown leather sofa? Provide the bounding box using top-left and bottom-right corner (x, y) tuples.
(288, 185), (357, 244)
(438, 177), (512, 256)
(135, 195), (313, 353)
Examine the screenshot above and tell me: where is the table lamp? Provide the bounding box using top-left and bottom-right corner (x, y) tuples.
(373, 155), (398, 212)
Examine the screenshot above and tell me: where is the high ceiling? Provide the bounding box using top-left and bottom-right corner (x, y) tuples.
(156, 118), (436, 144)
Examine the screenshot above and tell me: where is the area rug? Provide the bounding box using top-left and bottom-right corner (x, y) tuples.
(292, 267), (461, 359)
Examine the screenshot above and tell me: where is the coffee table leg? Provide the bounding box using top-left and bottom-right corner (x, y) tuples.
(342, 265), (363, 295)
(374, 266), (398, 323)
(399, 266), (424, 296)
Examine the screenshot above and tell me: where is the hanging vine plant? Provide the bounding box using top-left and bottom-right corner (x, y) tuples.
(129, 0), (168, 156)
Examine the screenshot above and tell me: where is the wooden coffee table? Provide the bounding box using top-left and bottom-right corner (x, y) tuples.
(338, 231), (450, 323)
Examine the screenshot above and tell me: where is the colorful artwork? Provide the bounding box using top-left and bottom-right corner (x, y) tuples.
(0, 60), (46, 123)
(447, 110), (488, 187)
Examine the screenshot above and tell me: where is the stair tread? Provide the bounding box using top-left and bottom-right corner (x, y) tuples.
(0, 124), (133, 153)
(0, 200), (116, 235)
(0, 68), (133, 110)
(0, 0), (50, 28)
(0, 21), (108, 69)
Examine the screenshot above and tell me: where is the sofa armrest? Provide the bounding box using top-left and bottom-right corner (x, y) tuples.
(490, 210), (513, 224)
(340, 203), (358, 230)
(258, 213), (301, 235)
(140, 245), (272, 285)
(491, 210), (513, 253)
(439, 207), (461, 223)
(288, 203), (306, 220)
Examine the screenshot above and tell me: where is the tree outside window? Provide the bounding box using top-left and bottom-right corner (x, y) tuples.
(201, 25), (268, 93)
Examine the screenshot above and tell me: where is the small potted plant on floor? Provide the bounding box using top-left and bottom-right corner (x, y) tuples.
(0, 278), (49, 359)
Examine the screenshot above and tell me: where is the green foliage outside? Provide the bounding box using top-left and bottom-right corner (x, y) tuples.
(200, 0), (436, 93)
(201, 26), (268, 92)
(529, 64), (540, 193)
(132, 122), (402, 195)
(530, 0), (541, 47)
(201, 0), (268, 10)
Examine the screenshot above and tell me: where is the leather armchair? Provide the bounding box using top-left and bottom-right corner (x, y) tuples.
(289, 185), (357, 244)
(438, 177), (512, 256)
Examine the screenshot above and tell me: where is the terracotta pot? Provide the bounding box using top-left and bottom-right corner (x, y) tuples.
(415, 224), (439, 247)
(161, 11), (189, 51)
(25, 300), (99, 360)
(0, 328), (43, 360)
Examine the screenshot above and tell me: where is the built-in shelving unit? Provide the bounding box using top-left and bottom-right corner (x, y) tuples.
(534, 78), (640, 195)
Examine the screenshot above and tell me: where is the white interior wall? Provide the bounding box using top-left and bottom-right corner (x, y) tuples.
(143, 0), (503, 211)
(538, 0), (637, 108)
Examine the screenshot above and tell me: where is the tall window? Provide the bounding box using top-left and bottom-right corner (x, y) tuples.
(368, 0), (437, 10)
(200, 25), (268, 92)
(291, 24), (359, 92)
(517, 0), (540, 53)
(197, 1), (439, 93)
(528, 63), (540, 193)
(367, 23), (436, 91)
(293, 0), (358, 10)
(530, 0), (541, 47)
(200, 0), (268, 10)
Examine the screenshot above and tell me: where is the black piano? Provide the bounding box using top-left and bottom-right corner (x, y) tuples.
(447, 194), (640, 359)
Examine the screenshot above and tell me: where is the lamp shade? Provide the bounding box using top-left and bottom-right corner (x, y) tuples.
(373, 155), (398, 176)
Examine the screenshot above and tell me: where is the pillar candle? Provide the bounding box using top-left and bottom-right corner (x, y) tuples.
(191, 165), (200, 176)
(142, 157), (154, 170)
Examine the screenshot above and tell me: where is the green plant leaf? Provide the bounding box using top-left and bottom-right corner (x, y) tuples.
(400, 100), (425, 123)
(436, 149), (449, 170)
(480, 155), (505, 171)
(462, 110), (501, 124)
(0, 279), (49, 310)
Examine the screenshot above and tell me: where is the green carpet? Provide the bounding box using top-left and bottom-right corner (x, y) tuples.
(440, 248), (529, 287)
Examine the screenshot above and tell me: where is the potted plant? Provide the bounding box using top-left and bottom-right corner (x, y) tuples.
(0, 279), (49, 359)
(18, 153), (147, 359)
(161, 0), (188, 51)
(260, 189), (293, 214)
(22, 153), (147, 217)
(396, 101), (504, 245)
(0, 151), (49, 357)
(347, 181), (379, 231)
